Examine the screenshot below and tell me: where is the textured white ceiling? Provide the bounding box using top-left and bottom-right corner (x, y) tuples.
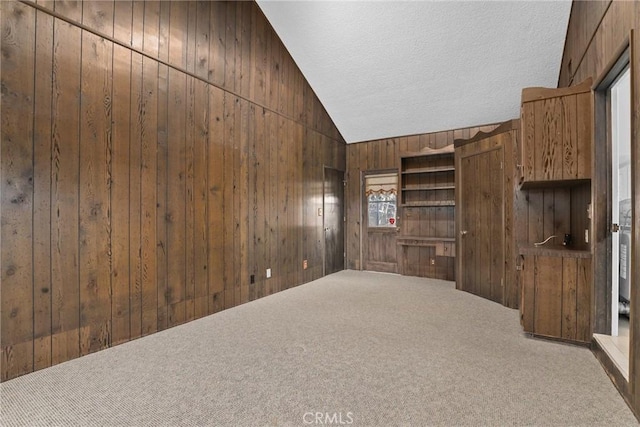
(257, 0), (572, 143)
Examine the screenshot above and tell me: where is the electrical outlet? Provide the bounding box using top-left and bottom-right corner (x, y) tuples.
(303, 260), (308, 270)
(430, 258), (435, 266)
(266, 268), (271, 278)
(585, 229), (589, 244)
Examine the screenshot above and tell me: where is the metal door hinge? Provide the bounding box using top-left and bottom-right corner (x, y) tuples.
(612, 223), (620, 233)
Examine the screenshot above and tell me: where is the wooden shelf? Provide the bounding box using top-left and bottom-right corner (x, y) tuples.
(402, 184), (455, 191)
(398, 236), (455, 242)
(401, 166), (455, 175)
(401, 200), (455, 207)
(518, 243), (592, 258)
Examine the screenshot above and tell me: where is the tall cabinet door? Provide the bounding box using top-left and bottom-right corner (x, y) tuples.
(456, 132), (510, 305)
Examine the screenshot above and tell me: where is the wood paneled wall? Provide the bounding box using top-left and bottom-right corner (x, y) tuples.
(558, 0), (640, 419)
(346, 124), (499, 273)
(1, 0), (345, 381)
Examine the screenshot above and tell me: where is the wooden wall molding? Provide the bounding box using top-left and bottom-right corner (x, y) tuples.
(522, 78), (592, 104)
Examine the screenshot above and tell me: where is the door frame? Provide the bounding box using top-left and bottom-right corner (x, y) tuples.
(361, 168), (399, 273)
(592, 30), (636, 390)
(593, 39), (632, 336)
(323, 166), (346, 276)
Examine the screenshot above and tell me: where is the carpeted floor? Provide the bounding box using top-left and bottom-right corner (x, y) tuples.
(1, 270), (637, 426)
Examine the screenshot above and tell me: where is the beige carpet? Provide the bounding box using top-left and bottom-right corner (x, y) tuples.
(1, 270), (637, 426)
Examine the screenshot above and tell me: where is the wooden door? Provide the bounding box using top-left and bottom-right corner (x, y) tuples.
(324, 167), (345, 275)
(458, 146), (505, 304)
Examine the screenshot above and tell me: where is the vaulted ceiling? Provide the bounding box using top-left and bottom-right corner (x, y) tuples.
(257, 1), (572, 143)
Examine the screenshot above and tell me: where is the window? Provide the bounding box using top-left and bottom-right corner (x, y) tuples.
(365, 173), (397, 227)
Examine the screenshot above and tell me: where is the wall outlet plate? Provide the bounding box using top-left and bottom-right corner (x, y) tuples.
(585, 229), (589, 244)
(266, 268), (271, 278)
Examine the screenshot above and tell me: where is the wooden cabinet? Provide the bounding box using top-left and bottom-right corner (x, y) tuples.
(520, 78), (593, 186)
(454, 120), (519, 307)
(520, 246), (592, 343)
(397, 145), (456, 280)
(517, 79), (594, 343)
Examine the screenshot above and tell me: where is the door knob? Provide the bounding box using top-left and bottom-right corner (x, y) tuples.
(460, 230), (468, 236)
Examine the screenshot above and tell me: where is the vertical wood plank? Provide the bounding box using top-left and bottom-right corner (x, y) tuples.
(167, 68), (187, 326)
(50, 18), (81, 366)
(157, 0), (170, 63)
(168, 1), (188, 70)
(142, 1), (160, 58)
(1, 1), (36, 379)
(238, 1), (252, 99)
(209, 0), (226, 87)
(576, 92), (592, 179)
(129, 51), (143, 339)
(521, 255), (535, 333)
(156, 63), (169, 330)
(542, 189), (555, 241)
(255, 107), (267, 297)
(193, 80), (209, 317)
(562, 94), (578, 179)
(195, 1), (211, 81)
(222, 93), (237, 308)
(113, 0), (133, 46)
(561, 258), (578, 340)
(224, 3), (236, 93)
(78, 31), (113, 356)
(185, 0), (197, 75)
(82, 0), (114, 37)
(278, 116), (289, 288)
(32, 9), (55, 371)
(54, 0), (83, 22)
(251, 2), (266, 105)
(267, 27), (281, 114)
(247, 104), (257, 301)
(208, 87), (225, 308)
(237, 99), (249, 303)
(111, 43), (132, 346)
(268, 111), (280, 293)
(140, 56), (158, 335)
(576, 257), (592, 342)
(184, 76), (196, 322)
(131, 1), (144, 51)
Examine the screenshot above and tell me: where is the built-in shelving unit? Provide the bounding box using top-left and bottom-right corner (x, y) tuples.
(397, 145), (456, 280)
